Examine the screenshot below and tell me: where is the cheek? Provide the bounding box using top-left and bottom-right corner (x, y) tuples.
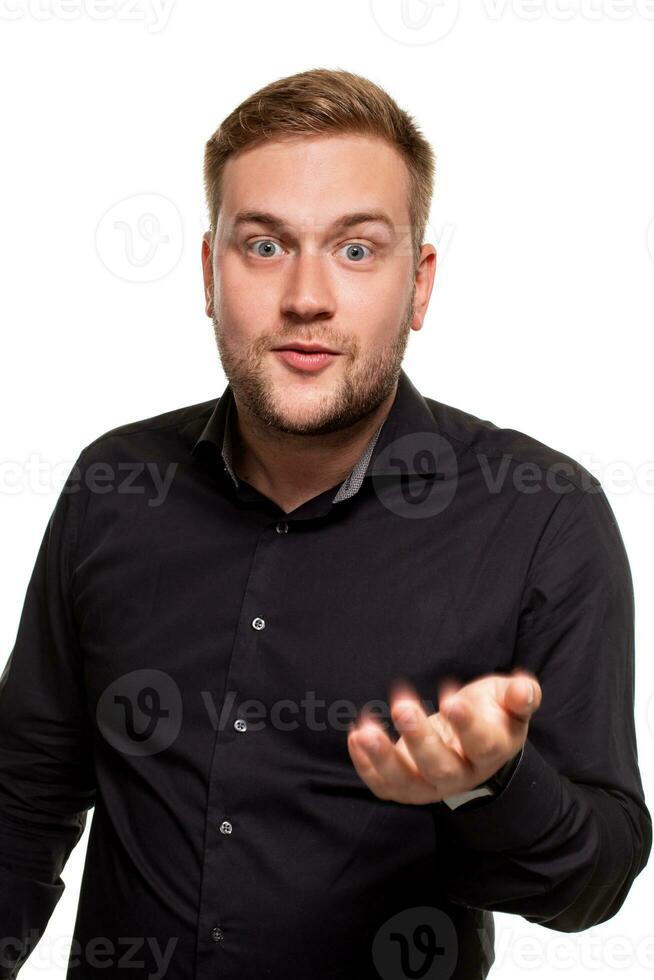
(216, 255), (277, 327)
(340, 260), (411, 315)
(344, 285), (409, 344)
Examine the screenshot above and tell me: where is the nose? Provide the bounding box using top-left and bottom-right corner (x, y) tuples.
(280, 249), (336, 322)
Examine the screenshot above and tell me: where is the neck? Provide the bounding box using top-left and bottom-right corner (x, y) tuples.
(228, 383), (397, 513)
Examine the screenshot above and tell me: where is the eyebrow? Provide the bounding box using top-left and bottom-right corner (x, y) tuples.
(230, 209), (396, 236)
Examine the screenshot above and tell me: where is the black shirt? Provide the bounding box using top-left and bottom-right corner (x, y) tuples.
(0, 368), (650, 980)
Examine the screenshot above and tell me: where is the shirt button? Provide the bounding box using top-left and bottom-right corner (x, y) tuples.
(234, 718), (247, 733)
(220, 820), (233, 835)
(275, 520), (289, 534)
(252, 617), (265, 630)
(210, 926), (224, 943)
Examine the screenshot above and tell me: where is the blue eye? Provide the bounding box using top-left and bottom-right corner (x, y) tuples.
(246, 240), (372, 261)
(248, 239), (283, 258)
(340, 243), (372, 262)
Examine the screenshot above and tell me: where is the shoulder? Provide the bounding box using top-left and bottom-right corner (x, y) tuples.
(75, 397), (216, 465)
(423, 394), (599, 496)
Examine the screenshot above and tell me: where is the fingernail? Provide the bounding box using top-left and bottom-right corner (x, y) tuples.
(366, 732), (381, 753)
(526, 682), (534, 705)
(397, 704), (416, 726)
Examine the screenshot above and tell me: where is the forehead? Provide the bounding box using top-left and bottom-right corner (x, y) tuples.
(219, 133), (411, 229)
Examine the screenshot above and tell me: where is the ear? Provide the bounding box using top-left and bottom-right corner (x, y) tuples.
(411, 243), (437, 331)
(201, 232), (214, 318)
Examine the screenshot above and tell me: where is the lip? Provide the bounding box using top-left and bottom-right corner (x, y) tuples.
(273, 349), (340, 373)
(273, 343), (340, 354)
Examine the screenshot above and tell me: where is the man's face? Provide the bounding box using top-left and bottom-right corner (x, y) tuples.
(201, 133), (435, 436)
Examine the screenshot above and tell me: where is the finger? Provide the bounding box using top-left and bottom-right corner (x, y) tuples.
(439, 674), (537, 770)
(439, 691), (472, 730)
(390, 693), (472, 790)
(505, 669), (542, 721)
(436, 676), (468, 730)
(388, 676), (421, 710)
(438, 689), (505, 771)
(347, 721), (391, 790)
(348, 720), (423, 801)
(437, 675), (463, 707)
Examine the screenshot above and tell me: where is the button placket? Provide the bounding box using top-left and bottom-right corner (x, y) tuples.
(201, 524), (286, 962)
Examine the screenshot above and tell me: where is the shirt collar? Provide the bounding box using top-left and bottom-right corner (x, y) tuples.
(191, 366), (441, 503)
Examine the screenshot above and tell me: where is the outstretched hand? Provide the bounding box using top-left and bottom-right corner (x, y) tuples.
(347, 669), (542, 805)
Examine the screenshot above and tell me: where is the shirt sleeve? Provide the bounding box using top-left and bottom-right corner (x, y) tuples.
(433, 482), (652, 932)
(0, 455), (96, 978)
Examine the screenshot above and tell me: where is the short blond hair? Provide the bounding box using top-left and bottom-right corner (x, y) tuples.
(203, 67), (436, 270)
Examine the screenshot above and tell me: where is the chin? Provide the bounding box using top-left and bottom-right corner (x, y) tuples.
(271, 391), (335, 428)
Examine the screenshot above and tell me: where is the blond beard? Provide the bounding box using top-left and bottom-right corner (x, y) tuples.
(210, 282), (415, 437)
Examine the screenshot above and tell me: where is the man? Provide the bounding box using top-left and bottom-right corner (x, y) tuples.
(0, 67), (650, 980)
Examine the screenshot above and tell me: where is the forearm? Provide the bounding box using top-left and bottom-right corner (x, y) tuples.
(0, 866), (64, 979)
(0, 452), (96, 977)
(435, 738), (651, 932)
(0, 809), (89, 977)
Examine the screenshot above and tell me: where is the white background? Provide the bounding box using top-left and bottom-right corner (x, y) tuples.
(1, 0), (653, 977)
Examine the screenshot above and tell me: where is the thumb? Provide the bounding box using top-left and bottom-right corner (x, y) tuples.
(504, 671), (541, 722)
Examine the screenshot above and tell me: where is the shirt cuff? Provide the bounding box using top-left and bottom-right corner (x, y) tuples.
(438, 737), (564, 852)
(0, 864), (64, 978)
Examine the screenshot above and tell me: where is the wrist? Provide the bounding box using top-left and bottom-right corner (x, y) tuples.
(442, 745), (524, 811)
(476, 746), (523, 794)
